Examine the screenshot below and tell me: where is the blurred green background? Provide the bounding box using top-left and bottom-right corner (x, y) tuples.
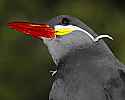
(0, 0), (125, 100)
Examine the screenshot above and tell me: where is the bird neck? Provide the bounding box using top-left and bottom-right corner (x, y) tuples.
(57, 40), (117, 70)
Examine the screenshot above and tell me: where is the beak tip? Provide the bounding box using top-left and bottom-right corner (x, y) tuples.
(7, 21), (56, 39)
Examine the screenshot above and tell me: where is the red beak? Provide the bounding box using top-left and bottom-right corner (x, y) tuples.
(8, 22), (55, 39)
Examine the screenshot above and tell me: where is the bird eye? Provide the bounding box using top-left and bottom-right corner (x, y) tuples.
(60, 18), (70, 25)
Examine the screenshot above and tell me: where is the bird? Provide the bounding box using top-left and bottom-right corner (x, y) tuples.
(8, 15), (125, 100)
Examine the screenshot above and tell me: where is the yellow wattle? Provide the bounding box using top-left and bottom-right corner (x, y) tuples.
(55, 28), (74, 36)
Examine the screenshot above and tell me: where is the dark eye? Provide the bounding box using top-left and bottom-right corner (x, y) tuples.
(60, 18), (70, 25)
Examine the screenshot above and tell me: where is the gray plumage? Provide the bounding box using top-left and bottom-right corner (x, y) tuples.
(43, 15), (125, 100)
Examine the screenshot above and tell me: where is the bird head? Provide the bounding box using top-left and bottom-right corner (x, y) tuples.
(8, 15), (113, 64)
